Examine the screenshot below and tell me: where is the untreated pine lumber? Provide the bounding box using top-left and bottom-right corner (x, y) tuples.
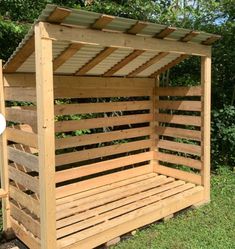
(156, 100), (202, 111)
(155, 86), (202, 96)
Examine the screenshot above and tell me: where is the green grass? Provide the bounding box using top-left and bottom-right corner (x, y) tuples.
(113, 167), (235, 249)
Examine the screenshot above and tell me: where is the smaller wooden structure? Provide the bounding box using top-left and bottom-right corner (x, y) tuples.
(0, 5), (219, 249)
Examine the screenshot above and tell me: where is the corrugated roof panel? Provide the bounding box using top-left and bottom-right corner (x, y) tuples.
(52, 41), (71, 59)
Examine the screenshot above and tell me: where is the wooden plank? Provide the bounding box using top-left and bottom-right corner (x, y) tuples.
(54, 100), (152, 115)
(59, 186), (203, 249)
(128, 52), (169, 77)
(202, 35), (221, 45)
(35, 24), (57, 249)
(9, 185), (40, 218)
(156, 151), (202, 170)
(4, 87), (36, 102)
(0, 60), (11, 231)
(92, 15), (114, 29)
(4, 74), (155, 88)
(201, 56), (211, 202)
(156, 86), (202, 96)
(6, 127), (38, 148)
(156, 113), (201, 126)
(127, 21), (148, 34)
(156, 100), (202, 111)
(155, 27), (176, 39)
(56, 139), (151, 166)
(8, 166), (39, 194)
(55, 113), (153, 133)
(46, 6), (71, 23)
(0, 189), (7, 198)
(11, 218), (40, 249)
(10, 202), (40, 238)
(8, 146), (39, 172)
(56, 165), (153, 199)
(155, 165), (201, 185)
(181, 31), (200, 42)
(156, 126), (201, 141)
(53, 43), (84, 71)
(3, 37), (35, 73)
(103, 50), (144, 77)
(157, 139), (201, 156)
(56, 151), (152, 182)
(41, 22), (211, 56)
(151, 54), (189, 77)
(75, 47), (118, 75)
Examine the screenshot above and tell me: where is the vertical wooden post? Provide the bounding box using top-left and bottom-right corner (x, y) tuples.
(201, 55), (211, 203)
(35, 23), (57, 249)
(0, 60), (11, 233)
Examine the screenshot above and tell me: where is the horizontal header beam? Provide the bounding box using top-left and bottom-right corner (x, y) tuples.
(39, 22), (211, 57)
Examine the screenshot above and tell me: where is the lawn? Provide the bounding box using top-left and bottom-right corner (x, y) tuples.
(0, 167), (234, 248)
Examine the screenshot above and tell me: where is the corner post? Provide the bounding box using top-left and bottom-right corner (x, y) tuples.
(0, 60), (12, 234)
(35, 23), (57, 248)
(201, 55), (211, 203)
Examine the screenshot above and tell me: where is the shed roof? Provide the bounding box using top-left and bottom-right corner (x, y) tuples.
(3, 4), (220, 77)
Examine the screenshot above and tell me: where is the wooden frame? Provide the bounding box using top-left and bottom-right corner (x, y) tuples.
(0, 6), (215, 249)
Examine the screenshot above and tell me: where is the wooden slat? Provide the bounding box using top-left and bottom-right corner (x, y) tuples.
(4, 87), (36, 102)
(8, 146), (39, 172)
(103, 50), (145, 77)
(3, 37), (35, 73)
(55, 100), (151, 116)
(156, 100), (201, 111)
(9, 166), (39, 194)
(56, 151), (152, 183)
(155, 165), (202, 185)
(151, 54), (189, 77)
(9, 185), (40, 218)
(157, 139), (201, 156)
(156, 151), (202, 170)
(156, 126), (201, 141)
(55, 113), (153, 133)
(202, 35), (221, 45)
(127, 21), (148, 34)
(6, 127), (38, 148)
(46, 6), (71, 23)
(11, 218), (40, 249)
(10, 202), (40, 238)
(56, 127), (152, 150)
(156, 86), (202, 96)
(0, 189), (7, 198)
(92, 15), (114, 29)
(156, 113), (201, 126)
(53, 43), (84, 71)
(56, 165), (152, 199)
(128, 52), (169, 77)
(75, 47), (118, 75)
(155, 27), (176, 39)
(181, 31), (200, 42)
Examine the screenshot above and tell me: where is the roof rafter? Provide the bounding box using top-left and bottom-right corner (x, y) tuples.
(53, 43), (84, 71)
(181, 31), (200, 42)
(127, 21), (148, 35)
(155, 27), (176, 39)
(103, 50), (145, 77)
(150, 54), (189, 78)
(75, 47), (118, 75)
(202, 35), (221, 45)
(128, 52), (169, 77)
(92, 15), (114, 30)
(46, 7), (71, 23)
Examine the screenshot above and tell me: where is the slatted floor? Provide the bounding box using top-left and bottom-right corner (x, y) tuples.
(55, 173), (204, 248)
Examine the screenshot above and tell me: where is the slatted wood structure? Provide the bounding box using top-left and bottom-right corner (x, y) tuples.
(0, 5), (219, 249)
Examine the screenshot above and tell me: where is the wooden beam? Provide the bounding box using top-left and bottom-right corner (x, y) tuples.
(127, 21), (148, 34)
(92, 15), (114, 30)
(201, 56), (211, 203)
(155, 27), (176, 39)
(202, 35), (221, 45)
(150, 54), (189, 77)
(3, 36), (35, 73)
(0, 60), (11, 232)
(103, 50), (144, 77)
(41, 22), (211, 56)
(53, 43), (84, 71)
(181, 31), (200, 42)
(35, 23), (56, 249)
(46, 6), (71, 23)
(128, 52), (169, 77)
(75, 47), (118, 75)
